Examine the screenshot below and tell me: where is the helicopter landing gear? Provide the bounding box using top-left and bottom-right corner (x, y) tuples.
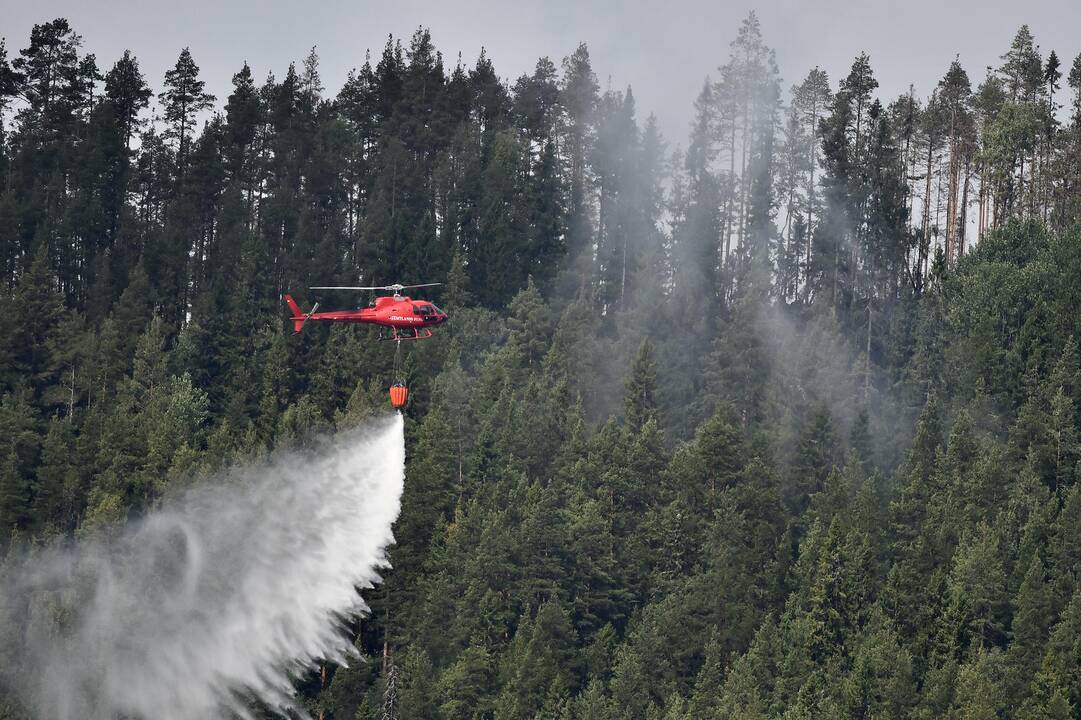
(379, 327), (433, 341)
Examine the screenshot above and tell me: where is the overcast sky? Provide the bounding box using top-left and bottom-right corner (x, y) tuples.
(3, 0), (1080, 147)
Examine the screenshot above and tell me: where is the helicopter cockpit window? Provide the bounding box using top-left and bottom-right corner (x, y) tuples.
(414, 304), (433, 316)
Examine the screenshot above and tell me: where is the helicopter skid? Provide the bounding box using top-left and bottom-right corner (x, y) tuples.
(379, 328), (434, 341)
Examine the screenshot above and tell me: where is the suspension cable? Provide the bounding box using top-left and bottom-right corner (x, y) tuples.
(393, 338), (403, 383)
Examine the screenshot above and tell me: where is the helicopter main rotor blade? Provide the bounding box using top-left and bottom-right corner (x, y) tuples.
(309, 286), (387, 291)
(309, 282), (443, 291)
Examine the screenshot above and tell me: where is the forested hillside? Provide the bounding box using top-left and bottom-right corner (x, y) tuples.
(3, 13), (1081, 719)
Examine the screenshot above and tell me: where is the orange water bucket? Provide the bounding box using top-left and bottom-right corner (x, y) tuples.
(389, 383), (409, 409)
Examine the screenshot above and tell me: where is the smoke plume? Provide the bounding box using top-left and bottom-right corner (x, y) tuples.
(0, 414), (405, 719)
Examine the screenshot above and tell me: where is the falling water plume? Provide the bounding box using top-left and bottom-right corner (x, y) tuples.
(0, 413), (405, 719)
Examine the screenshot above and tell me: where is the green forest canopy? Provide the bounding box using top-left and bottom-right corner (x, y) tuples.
(2, 13), (1081, 719)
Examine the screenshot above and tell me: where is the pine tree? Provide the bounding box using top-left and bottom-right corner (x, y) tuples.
(1008, 554), (1056, 703)
(950, 647), (1009, 719)
(0, 390), (39, 543)
(575, 679), (613, 720)
(439, 645), (494, 720)
(672, 79), (721, 307)
(0, 441), (26, 544)
(11, 18), (86, 133)
(1001, 26), (1044, 102)
(789, 68), (832, 283)
(32, 416), (77, 532)
(840, 610), (917, 719)
(560, 43), (599, 265)
(104, 50), (151, 150)
(159, 47), (215, 171)
(623, 340), (658, 431)
(696, 403), (747, 511)
(943, 521), (1010, 650)
(505, 278), (554, 371)
(10, 243), (66, 400)
(396, 649), (439, 720)
(849, 408), (874, 470)
(0, 40), (16, 113)
(223, 62), (262, 186)
(790, 404), (838, 514)
(1020, 661), (1073, 720)
(474, 131), (529, 305)
(501, 600), (579, 719)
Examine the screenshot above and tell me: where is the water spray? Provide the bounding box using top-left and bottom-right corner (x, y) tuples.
(0, 414), (405, 720)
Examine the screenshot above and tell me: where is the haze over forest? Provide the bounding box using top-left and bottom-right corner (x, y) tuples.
(4, 0), (1080, 147)
(2, 9), (1081, 719)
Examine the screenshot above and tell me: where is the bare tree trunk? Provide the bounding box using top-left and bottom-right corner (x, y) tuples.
(620, 233), (627, 310)
(738, 107), (749, 262)
(833, 248), (839, 307)
(68, 364), (76, 421)
(934, 152), (946, 264)
(724, 119), (736, 265)
(922, 140), (933, 249)
(381, 642), (398, 720)
(977, 170), (986, 240)
(959, 157), (971, 258)
(921, 134), (934, 281)
(805, 93), (821, 285)
(1018, 153), (1025, 219)
(864, 305), (872, 402)
(944, 106), (959, 266)
(854, 96), (864, 169)
(319, 657), (328, 720)
(1029, 147), (1038, 219)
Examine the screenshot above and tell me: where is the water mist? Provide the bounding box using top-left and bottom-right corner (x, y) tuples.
(0, 413), (405, 719)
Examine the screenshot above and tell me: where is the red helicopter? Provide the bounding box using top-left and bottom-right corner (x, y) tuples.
(284, 283), (448, 339)
(284, 283), (448, 411)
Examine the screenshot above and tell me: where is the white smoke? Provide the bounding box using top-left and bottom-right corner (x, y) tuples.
(0, 414), (405, 720)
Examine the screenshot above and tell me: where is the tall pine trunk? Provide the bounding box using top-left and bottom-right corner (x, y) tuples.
(959, 156), (971, 259)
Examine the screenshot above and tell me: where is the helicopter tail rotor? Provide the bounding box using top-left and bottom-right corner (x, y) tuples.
(284, 294), (320, 334)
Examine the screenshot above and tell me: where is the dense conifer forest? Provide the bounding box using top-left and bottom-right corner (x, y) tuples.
(3, 12), (1081, 719)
